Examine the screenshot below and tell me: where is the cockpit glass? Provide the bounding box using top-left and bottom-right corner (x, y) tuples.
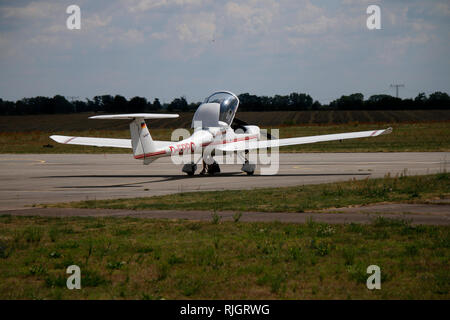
(204, 92), (239, 125)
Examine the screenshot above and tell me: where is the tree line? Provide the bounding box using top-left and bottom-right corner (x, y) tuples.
(0, 91), (449, 115)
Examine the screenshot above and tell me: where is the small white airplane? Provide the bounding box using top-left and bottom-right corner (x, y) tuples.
(51, 91), (392, 175)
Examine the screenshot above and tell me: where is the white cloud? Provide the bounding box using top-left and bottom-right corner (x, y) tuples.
(175, 12), (215, 43)
(124, 0), (205, 12)
(394, 33), (430, 47)
(376, 32), (431, 65)
(427, 2), (450, 17)
(150, 32), (169, 40)
(86, 14), (112, 28)
(0, 2), (61, 19)
(285, 1), (362, 37)
(225, 0), (279, 35)
(115, 29), (146, 44)
(341, 0), (372, 5)
(286, 14), (335, 35)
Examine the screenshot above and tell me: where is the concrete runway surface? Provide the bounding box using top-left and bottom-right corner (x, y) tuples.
(0, 152), (448, 211)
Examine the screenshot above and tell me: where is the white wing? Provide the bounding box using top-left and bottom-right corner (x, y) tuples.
(216, 127), (393, 152)
(50, 135), (132, 148)
(89, 113), (178, 120)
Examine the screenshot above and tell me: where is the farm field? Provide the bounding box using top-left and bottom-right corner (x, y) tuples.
(1, 110), (450, 132)
(1, 121), (449, 153)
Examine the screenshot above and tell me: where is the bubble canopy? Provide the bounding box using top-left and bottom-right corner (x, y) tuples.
(204, 91), (239, 126)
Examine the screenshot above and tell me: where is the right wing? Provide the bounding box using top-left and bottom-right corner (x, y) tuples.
(217, 127), (393, 152)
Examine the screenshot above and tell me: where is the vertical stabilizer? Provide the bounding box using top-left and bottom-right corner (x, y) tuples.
(129, 118), (157, 164)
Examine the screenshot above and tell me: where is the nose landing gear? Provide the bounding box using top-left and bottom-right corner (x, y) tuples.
(207, 161), (221, 175)
(199, 159), (221, 175)
(182, 162), (197, 176)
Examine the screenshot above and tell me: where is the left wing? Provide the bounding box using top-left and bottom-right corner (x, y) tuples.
(216, 127), (392, 152)
(50, 135), (132, 149)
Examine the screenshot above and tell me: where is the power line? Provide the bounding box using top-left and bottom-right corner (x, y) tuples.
(390, 84), (405, 98)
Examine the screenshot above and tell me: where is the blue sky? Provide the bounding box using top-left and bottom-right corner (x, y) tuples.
(0, 0), (449, 104)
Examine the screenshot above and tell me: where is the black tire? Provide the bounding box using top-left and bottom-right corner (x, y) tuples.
(246, 171), (254, 176)
(208, 162), (221, 175)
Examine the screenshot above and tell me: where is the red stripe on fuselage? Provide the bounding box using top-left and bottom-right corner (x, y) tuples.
(202, 135), (257, 147)
(134, 135), (258, 159)
(134, 150), (166, 159)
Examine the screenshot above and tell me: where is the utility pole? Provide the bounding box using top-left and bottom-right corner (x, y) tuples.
(390, 84), (404, 98)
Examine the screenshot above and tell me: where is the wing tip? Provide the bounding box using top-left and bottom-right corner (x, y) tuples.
(49, 135), (62, 142)
(49, 135), (74, 144)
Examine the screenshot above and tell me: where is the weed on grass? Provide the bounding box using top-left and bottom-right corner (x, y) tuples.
(211, 212), (221, 224)
(233, 212), (243, 223)
(342, 247), (356, 266)
(0, 241), (13, 259)
(23, 227), (42, 243)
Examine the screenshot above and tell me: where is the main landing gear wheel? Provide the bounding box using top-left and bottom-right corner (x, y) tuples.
(182, 162), (197, 176)
(241, 160), (256, 175)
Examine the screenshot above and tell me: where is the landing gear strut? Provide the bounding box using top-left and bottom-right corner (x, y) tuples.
(240, 150), (255, 175)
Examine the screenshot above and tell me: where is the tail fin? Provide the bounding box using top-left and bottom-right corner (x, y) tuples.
(129, 119), (157, 164)
(89, 113), (179, 165)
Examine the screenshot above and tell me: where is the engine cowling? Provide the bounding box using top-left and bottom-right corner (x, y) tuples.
(242, 125), (260, 139)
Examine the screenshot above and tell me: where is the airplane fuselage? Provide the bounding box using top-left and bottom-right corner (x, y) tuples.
(133, 125), (261, 161)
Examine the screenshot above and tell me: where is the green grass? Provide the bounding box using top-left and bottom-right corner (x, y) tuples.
(0, 215), (448, 299)
(43, 173), (450, 212)
(1, 121), (449, 153)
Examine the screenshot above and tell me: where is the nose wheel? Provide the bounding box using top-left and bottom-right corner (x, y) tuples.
(207, 161), (221, 175)
(199, 160), (221, 175)
(182, 162), (197, 176)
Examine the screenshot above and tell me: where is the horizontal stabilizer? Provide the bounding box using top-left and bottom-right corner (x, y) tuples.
(89, 113), (179, 120)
